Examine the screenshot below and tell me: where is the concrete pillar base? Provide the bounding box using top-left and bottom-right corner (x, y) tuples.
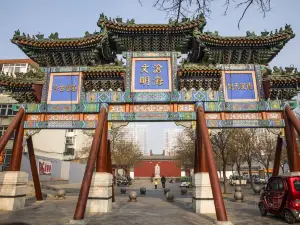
(0, 171), (28, 211)
(87, 172), (113, 213)
(214, 220), (234, 225)
(69, 219), (88, 225)
(192, 172), (216, 214)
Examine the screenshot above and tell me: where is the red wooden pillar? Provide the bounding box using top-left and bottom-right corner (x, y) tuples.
(96, 113), (108, 172)
(0, 108), (24, 155)
(27, 136), (43, 201)
(284, 111), (300, 172)
(198, 106), (228, 222)
(272, 135), (283, 177)
(197, 131), (208, 173)
(9, 111), (25, 171)
(73, 109), (106, 220)
(285, 105), (300, 136)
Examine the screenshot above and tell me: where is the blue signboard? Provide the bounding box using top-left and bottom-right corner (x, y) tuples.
(224, 72), (258, 101)
(48, 74), (80, 103)
(131, 58), (171, 92)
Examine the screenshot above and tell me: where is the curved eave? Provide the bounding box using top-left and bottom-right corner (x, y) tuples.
(197, 32), (295, 47)
(11, 33), (105, 49)
(98, 20), (206, 34)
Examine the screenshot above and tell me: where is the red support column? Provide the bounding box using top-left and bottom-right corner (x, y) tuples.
(196, 112), (209, 173)
(272, 135), (283, 177)
(96, 113), (108, 172)
(198, 106), (228, 222)
(106, 140), (115, 202)
(27, 136), (43, 201)
(285, 105), (300, 136)
(10, 111), (25, 171)
(283, 111), (300, 172)
(73, 109), (106, 220)
(0, 108), (24, 155)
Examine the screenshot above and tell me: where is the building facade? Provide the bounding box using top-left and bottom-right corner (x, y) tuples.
(122, 123), (148, 155)
(0, 59), (40, 170)
(164, 128), (184, 156)
(0, 59), (38, 76)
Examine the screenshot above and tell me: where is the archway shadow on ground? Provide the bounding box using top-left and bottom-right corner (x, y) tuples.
(0, 223), (32, 225)
(25, 193), (48, 207)
(167, 199), (216, 223)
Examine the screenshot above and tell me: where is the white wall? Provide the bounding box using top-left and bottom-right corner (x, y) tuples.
(32, 130), (67, 160)
(29, 129), (88, 160)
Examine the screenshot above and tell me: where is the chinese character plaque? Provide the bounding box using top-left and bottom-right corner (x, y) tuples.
(47, 73), (81, 104)
(131, 58), (172, 92)
(223, 71), (258, 102)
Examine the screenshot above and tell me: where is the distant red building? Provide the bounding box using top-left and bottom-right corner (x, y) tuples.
(134, 155), (181, 178)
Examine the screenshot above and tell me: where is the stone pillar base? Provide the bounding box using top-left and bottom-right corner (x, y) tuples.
(192, 172), (216, 214)
(87, 172), (113, 213)
(0, 171), (28, 211)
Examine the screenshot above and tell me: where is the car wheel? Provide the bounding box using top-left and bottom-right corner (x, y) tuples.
(284, 210), (296, 224)
(258, 203), (267, 216)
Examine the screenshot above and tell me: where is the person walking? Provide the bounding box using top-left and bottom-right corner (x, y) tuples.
(154, 179), (158, 189)
(161, 175), (166, 188)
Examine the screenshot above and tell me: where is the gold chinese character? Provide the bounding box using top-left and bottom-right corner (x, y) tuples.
(141, 64), (149, 74)
(140, 76), (150, 86)
(153, 64), (163, 74)
(247, 83), (252, 90)
(59, 85), (65, 92)
(153, 76), (164, 86)
(54, 85), (59, 91)
(240, 83), (246, 90)
(65, 85), (71, 92)
(234, 83), (239, 90)
(72, 85), (77, 92)
(228, 83), (233, 90)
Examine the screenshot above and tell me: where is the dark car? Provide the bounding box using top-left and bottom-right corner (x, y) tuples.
(258, 174), (300, 224)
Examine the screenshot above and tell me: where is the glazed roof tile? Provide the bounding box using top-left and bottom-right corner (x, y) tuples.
(97, 14), (206, 33)
(11, 33), (105, 49)
(196, 27), (295, 47)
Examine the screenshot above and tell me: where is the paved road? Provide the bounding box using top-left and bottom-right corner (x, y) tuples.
(0, 181), (289, 225)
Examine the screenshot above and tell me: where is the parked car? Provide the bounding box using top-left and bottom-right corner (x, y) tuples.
(229, 175), (247, 186)
(255, 176), (268, 184)
(258, 174), (300, 224)
(180, 176), (192, 188)
(116, 175), (129, 186)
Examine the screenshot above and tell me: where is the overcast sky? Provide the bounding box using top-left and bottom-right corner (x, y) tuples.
(1, 0), (299, 153)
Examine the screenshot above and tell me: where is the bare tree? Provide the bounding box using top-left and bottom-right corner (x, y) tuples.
(254, 129), (277, 179)
(174, 128), (195, 170)
(229, 129), (247, 185)
(211, 129), (235, 194)
(110, 126), (142, 174)
(112, 140), (142, 174)
(148, 0), (272, 28)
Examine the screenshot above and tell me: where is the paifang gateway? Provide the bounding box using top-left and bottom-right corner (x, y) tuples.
(0, 13), (298, 129)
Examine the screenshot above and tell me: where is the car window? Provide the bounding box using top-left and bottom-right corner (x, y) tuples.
(267, 179), (278, 191)
(294, 180), (300, 191)
(278, 179), (284, 191)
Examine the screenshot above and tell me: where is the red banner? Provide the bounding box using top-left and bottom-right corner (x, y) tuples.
(38, 160), (52, 175)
